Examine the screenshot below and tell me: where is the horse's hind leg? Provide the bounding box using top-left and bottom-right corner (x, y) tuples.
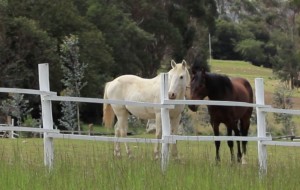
(233, 121), (242, 162)
(114, 111), (131, 158)
(226, 126), (235, 163)
(240, 115), (251, 164)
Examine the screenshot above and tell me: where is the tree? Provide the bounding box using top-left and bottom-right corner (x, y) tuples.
(271, 32), (299, 88)
(0, 16), (57, 88)
(272, 84), (295, 135)
(0, 94), (33, 126)
(261, 0), (300, 87)
(59, 89), (77, 131)
(0, 0), (219, 124)
(235, 39), (265, 66)
(59, 35), (87, 132)
(212, 19), (243, 60)
(86, 1), (155, 77)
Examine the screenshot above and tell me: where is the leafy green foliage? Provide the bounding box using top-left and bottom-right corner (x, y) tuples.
(0, 16), (57, 87)
(0, 94), (33, 125)
(235, 39), (265, 66)
(212, 19), (243, 60)
(59, 35), (87, 131)
(272, 84), (295, 135)
(1, 0), (217, 123)
(213, 0), (300, 87)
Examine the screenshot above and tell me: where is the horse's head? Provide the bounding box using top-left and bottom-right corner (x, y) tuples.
(168, 60), (190, 100)
(188, 69), (208, 112)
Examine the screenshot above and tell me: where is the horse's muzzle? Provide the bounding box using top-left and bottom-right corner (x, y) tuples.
(168, 92), (176, 99)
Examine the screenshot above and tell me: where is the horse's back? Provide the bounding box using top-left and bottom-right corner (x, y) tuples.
(229, 77), (253, 121)
(106, 75), (159, 101)
(231, 77), (253, 104)
(105, 75), (160, 119)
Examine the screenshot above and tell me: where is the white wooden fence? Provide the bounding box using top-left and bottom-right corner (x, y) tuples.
(1, 63), (300, 176)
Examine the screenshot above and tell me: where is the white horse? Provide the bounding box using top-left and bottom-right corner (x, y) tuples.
(103, 60), (190, 159)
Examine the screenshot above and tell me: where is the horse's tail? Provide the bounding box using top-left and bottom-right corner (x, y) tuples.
(102, 82), (115, 128)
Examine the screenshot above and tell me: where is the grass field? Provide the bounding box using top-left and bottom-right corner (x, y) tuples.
(1, 138), (300, 190)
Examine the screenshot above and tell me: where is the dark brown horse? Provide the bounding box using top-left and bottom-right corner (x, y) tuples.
(188, 69), (253, 164)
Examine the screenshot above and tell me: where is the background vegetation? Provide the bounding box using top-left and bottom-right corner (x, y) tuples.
(1, 0), (300, 132)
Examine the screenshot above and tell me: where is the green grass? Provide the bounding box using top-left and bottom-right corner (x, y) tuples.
(0, 138), (300, 190)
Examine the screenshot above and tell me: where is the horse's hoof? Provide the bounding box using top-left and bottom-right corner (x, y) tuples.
(128, 154), (134, 159)
(242, 158), (247, 165)
(242, 156), (247, 165)
(173, 157), (180, 162)
(215, 157), (221, 165)
(154, 154), (160, 160)
(231, 156), (236, 163)
(114, 150), (121, 157)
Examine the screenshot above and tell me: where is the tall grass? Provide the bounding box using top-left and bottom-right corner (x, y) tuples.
(0, 138), (300, 190)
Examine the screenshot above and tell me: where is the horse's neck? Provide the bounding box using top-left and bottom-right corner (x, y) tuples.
(177, 89), (186, 100)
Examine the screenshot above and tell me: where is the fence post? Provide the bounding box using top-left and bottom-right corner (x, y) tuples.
(161, 73), (171, 172)
(39, 63), (54, 169)
(255, 78), (267, 176)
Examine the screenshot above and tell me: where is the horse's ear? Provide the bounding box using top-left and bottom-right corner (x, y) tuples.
(171, 60), (177, 68)
(182, 60), (187, 69)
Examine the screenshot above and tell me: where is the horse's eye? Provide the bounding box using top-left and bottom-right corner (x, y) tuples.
(180, 76), (183, 79)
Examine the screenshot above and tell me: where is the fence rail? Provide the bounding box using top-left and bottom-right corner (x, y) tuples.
(44, 95), (174, 109)
(260, 107), (300, 115)
(164, 99), (271, 108)
(167, 135), (272, 142)
(0, 126), (59, 133)
(47, 133), (168, 143)
(0, 87), (56, 96)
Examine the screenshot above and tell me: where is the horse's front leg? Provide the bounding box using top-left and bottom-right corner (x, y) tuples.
(116, 112), (132, 158)
(212, 121), (221, 162)
(170, 115), (181, 159)
(154, 113), (162, 160)
(240, 117), (251, 165)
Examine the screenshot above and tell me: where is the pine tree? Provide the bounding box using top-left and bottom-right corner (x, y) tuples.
(59, 35), (87, 132)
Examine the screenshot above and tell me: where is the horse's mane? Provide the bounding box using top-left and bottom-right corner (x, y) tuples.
(206, 73), (233, 100)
